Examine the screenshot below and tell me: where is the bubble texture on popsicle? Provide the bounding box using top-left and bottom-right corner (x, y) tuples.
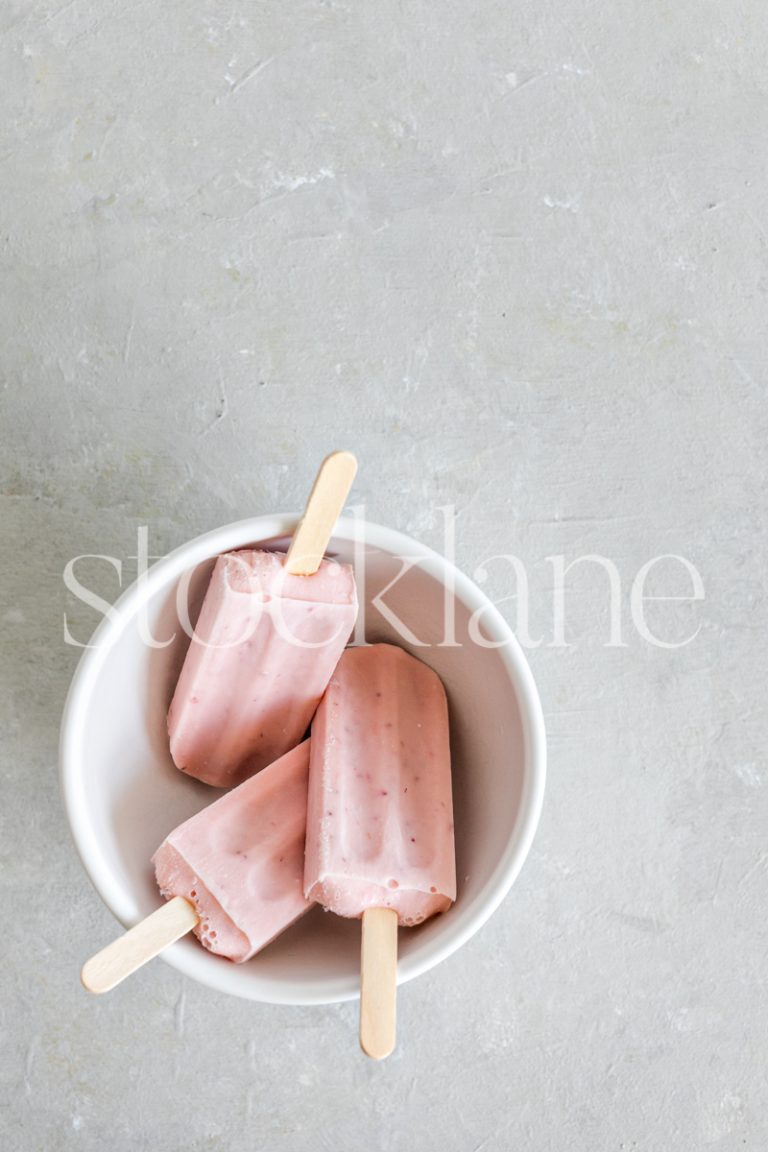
(304, 644), (456, 926)
(168, 550), (357, 787)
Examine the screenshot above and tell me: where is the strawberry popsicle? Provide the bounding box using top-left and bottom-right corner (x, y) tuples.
(81, 742), (313, 993)
(153, 740), (313, 963)
(168, 550), (357, 787)
(304, 643), (456, 926)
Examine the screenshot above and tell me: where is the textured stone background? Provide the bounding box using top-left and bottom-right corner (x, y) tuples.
(2, 1), (767, 1149)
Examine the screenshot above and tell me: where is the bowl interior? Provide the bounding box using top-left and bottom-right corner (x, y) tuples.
(65, 520), (541, 1003)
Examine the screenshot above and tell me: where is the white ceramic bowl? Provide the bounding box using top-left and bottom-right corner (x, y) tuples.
(60, 516), (546, 1004)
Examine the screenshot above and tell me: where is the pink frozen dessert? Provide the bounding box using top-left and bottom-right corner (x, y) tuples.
(304, 644), (456, 927)
(153, 740), (313, 962)
(168, 550), (357, 787)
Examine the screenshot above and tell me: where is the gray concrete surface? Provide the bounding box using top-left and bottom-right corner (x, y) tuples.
(2, 1), (767, 1148)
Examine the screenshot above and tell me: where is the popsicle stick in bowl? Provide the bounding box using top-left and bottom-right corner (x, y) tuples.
(360, 907), (399, 1059)
(285, 449), (358, 576)
(82, 897), (198, 994)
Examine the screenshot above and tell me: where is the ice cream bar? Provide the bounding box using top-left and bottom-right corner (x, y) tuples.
(153, 740), (313, 963)
(168, 550), (357, 787)
(304, 644), (456, 926)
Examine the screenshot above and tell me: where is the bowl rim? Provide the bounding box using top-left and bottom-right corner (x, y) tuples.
(60, 514), (546, 1004)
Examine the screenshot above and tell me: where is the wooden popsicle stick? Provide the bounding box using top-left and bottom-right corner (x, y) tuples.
(360, 906), (398, 1060)
(81, 897), (199, 994)
(284, 450), (358, 576)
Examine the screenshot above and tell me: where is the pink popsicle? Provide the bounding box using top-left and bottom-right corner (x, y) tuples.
(153, 740), (313, 963)
(304, 643), (456, 926)
(168, 550), (357, 787)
